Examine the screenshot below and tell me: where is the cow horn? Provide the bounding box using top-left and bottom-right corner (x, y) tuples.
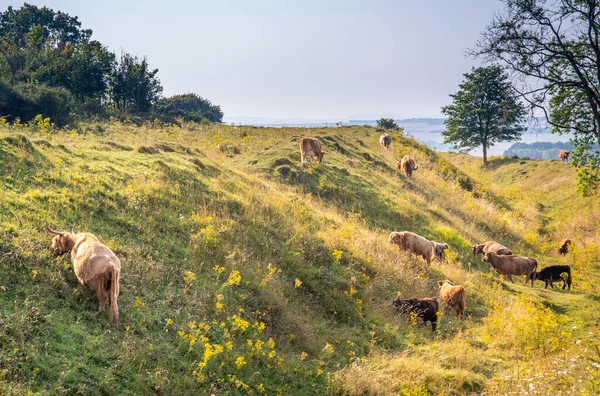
(71, 226), (75, 234)
(45, 222), (65, 236)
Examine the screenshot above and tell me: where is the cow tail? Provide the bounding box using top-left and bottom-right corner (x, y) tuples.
(109, 266), (119, 323)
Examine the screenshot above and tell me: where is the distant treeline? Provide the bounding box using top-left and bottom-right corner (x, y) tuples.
(504, 141), (574, 160)
(0, 4), (223, 126)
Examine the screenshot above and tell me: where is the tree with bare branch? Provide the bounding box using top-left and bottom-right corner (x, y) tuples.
(471, 0), (600, 194)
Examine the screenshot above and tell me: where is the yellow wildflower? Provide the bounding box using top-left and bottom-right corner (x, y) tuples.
(294, 278), (302, 288)
(226, 270), (241, 286)
(235, 356), (247, 368)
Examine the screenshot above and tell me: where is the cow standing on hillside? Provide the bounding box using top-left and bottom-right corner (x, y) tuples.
(528, 265), (572, 290)
(379, 133), (392, 149)
(559, 150), (570, 162)
(299, 137), (326, 166)
(557, 239), (573, 256)
(46, 224), (121, 322)
(391, 297), (439, 332)
(473, 241), (512, 256)
(437, 280), (466, 319)
(482, 252), (537, 285)
(388, 231), (441, 268)
(397, 155), (418, 178)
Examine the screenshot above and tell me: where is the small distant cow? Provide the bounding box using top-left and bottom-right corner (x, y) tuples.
(299, 137), (326, 166)
(397, 155), (418, 178)
(392, 297), (439, 332)
(46, 224), (121, 322)
(559, 150), (570, 162)
(557, 239), (572, 256)
(527, 265), (572, 290)
(379, 133), (392, 149)
(389, 231), (439, 268)
(473, 241), (512, 256)
(483, 252), (537, 285)
(437, 280), (466, 319)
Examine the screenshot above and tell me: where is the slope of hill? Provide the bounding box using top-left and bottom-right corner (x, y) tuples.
(0, 122), (599, 395)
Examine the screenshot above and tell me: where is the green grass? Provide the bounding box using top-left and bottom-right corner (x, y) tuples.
(1, 121), (599, 395)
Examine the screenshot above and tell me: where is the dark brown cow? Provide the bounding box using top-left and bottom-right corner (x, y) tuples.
(397, 155), (418, 178)
(299, 137), (326, 166)
(557, 239), (572, 256)
(559, 150), (570, 162)
(392, 297), (439, 331)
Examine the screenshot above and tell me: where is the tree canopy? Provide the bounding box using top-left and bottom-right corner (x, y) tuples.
(376, 118), (399, 130)
(471, 0), (600, 193)
(0, 3), (222, 126)
(442, 66), (526, 164)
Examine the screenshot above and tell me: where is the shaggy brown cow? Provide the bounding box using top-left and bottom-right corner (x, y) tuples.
(559, 150), (570, 162)
(299, 137), (326, 166)
(433, 242), (449, 263)
(437, 280), (466, 319)
(557, 239), (572, 256)
(46, 224), (121, 322)
(379, 133), (392, 149)
(482, 252), (537, 285)
(397, 155), (418, 178)
(392, 297), (439, 331)
(389, 231), (437, 267)
(472, 241), (512, 256)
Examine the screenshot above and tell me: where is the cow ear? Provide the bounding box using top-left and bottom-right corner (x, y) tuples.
(437, 280), (443, 286)
(322, 151), (326, 155)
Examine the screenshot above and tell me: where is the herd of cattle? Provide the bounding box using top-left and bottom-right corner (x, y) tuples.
(43, 133), (574, 332)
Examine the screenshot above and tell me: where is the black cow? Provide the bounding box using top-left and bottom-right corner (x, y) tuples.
(391, 297), (439, 331)
(527, 265), (572, 290)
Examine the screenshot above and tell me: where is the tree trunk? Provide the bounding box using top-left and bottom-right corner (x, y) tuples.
(482, 144), (488, 165)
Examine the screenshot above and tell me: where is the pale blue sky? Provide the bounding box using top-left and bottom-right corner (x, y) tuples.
(2, 1), (503, 121)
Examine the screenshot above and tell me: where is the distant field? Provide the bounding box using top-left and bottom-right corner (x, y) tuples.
(0, 121), (598, 395)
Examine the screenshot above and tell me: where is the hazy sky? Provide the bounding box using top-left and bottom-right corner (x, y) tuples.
(2, 1), (504, 121)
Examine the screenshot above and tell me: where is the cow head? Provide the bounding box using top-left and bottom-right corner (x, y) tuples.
(472, 244), (483, 255)
(388, 232), (401, 245)
(318, 150), (326, 163)
(527, 271), (540, 282)
(46, 223), (76, 256)
(482, 253), (490, 263)
(437, 279), (455, 287)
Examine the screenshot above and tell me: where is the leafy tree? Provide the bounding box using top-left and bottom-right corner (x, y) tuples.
(155, 93), (223, 123)
(376, 118), (399, 130)
(471, 0), (600, 192)
(110, 52), (162, 113)
(442, 66), (526, 164)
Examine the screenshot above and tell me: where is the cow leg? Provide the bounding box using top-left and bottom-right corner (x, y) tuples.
(431, 320), (437, 332)
(549, 282), (555, 289)
(544, 281), (549, 289)
(301, 154), (307, 166)
(507, 274), (514, 283)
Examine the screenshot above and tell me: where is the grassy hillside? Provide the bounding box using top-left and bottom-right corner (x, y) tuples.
(1, 120), (599, 395)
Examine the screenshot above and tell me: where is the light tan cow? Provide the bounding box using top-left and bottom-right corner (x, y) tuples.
(389, 231), (436, 268)
(482, 252), (537, 285)
(47, 224), (120, 322)
(299, 137), (326, 166)
(559, 150), (570, 162)
(472, 241), (512, 256)
(437, 280), (466, 319)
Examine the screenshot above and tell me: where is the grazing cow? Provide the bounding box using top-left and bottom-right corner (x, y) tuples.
(299, 137), (326, 166)
(46, 224), (121, 322)
(397, 155), (418, 178)
(557, 239), (572, 256)
(528, 265), (572, 290)
(433, 242), (449, 263)
(379, 133), (392, 149)
(391, 297), (439, 332)
(559, 150), (570, 162)
(437, 280), (466, 319)
(472, 241), (512, 256)
(482, 252), (537, 285)
(389, 231), (437, 268)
